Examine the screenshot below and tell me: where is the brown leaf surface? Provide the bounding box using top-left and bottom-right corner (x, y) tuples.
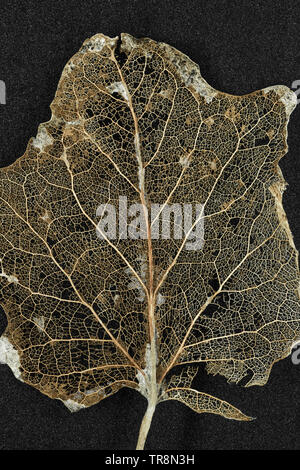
(159, 388), (253, 421)
(0, 33), (299, 446)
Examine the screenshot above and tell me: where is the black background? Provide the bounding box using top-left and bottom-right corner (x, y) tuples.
(0, 0), (299, 451)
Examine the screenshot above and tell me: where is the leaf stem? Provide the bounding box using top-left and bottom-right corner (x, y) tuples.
(136, 394), (157, 450)
(136, 329), (158, 450)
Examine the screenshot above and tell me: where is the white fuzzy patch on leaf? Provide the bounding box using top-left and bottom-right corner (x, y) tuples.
(0, 336), (23, 381)
(32, 126), (53, 151)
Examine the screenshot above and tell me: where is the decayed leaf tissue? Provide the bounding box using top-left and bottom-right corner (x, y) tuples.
(0, 33), (299, 449)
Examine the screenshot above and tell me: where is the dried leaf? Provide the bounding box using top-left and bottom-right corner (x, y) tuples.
(0, 33), (299, 449)
(159, 388), (253, 421)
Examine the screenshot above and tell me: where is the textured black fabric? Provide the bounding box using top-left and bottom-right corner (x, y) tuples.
(0, 0), (299, 450)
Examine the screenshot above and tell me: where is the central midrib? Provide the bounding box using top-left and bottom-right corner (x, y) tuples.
(112, 50), (159, 402)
